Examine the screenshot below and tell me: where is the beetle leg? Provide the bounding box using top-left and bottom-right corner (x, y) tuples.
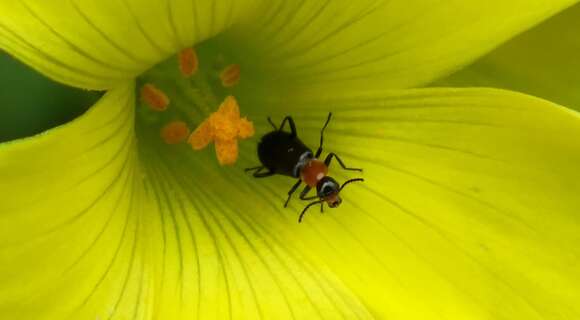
(299, 186), (318, 201)
(324, 152), (363, 172)
(277, 116), (298, 137)
(284, 179), (302, 208)
(252, 167), (275, 178)
(245, 166), (275, 177)
(244, 165), (263, 173)
(315, 112), (333, 158)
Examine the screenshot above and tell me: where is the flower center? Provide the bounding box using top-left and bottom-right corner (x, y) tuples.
(136, 45), (253, 165)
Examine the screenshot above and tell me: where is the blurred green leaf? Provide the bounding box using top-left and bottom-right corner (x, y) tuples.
(0, 52), (101, 142)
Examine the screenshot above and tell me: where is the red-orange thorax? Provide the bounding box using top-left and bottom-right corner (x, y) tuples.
(300, 159), (328, 187)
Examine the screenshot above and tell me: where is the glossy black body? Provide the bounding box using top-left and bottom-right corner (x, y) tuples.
(247, 113), (364, 222)
(257, 130), (312, 178)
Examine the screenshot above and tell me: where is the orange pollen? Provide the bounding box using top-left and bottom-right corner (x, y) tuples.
(188, 119), (213, 150)
(220, 64), (241, 87)
(161, 121), (190, 144)
(188, 95), (254, 165)
(237, 117), (255, 139)
(215, 139), (238, 165)
(141, 83), (169, 111)
(179, 47), (198, 77)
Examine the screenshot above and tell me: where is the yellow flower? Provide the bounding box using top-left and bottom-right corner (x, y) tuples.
(1, 1), (580, 319)
(435, 3), (580, 112)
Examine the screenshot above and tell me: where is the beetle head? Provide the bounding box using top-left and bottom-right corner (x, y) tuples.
(317, 176), (342, 208)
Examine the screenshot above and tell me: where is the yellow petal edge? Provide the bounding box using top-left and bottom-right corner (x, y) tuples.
(1, 0), (577, 91)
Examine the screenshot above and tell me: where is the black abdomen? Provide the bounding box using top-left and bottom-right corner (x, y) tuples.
(257, 131), (312, 177)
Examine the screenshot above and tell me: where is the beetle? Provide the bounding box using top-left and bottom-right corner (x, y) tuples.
(245, 113), (363, 222)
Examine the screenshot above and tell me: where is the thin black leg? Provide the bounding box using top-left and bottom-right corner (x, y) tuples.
(315, 112), (333, 158)
(324, 153), (363, 172)
(320, 202), (324, 213)
(254, 171), (275, 178)
(299, 186), (318, 201)
(267, 117), (277, 130)
(284, 180), (302, 208)
(253, 167), (276, 178)
(244, 165), (263, 173)
(277, 116), (298, 137)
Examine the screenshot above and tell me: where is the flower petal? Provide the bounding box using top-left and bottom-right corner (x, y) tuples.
(0, 84), (147, 319)
(241, 88), (580, 319)
(0, 87), (372, 319)
(0, 0), (259, 90)
(227, 0), (577, 91)
(434, 4), (580, 112)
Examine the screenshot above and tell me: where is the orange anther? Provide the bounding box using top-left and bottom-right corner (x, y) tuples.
(238, 117), (254, 139)
(215, 139), (238, 165)
(179, 47), (198, 77)
(220, 64), (241, 87)
(209, 96), (240, 141)
(161, 121), (190, 144)
(141, 83), (169, 111)
(188, 119), (213, 150)
(217, 95), (240, 119)
(188, 95), (254, 165)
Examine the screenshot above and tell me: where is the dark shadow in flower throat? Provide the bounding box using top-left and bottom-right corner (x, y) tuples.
(0, 52), (102, 142)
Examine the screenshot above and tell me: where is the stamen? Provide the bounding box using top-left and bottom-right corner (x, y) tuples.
(220, 64), (241, 87)
(238, 117), (255, 139)
(138, 46), (253, 167)
(209, 96), (241, 141)
(188, 95), (254, 165)
(215, 139), (238, 165)
(188, 119), (213, 150)
(141, 83), (169, 111)
(179, 47), (198, 77)
(161, 121), (190, 144)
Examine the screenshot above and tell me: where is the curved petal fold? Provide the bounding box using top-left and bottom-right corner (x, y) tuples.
(228, 0), (577, 91)
(0, 0), (259, 90)
(2, 0), (577, 92)
(241, 87), (580, 319)
(434, 4), (580, 112)
(0, 83), (146, 319)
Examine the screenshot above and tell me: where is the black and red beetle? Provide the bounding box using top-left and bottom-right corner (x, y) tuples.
(246, 113), (363, 222)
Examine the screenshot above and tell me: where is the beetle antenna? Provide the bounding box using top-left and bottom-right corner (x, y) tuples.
(340, 178), (364, 191)
(267, 117), (277, 130)
(299, 200), (324, 223)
